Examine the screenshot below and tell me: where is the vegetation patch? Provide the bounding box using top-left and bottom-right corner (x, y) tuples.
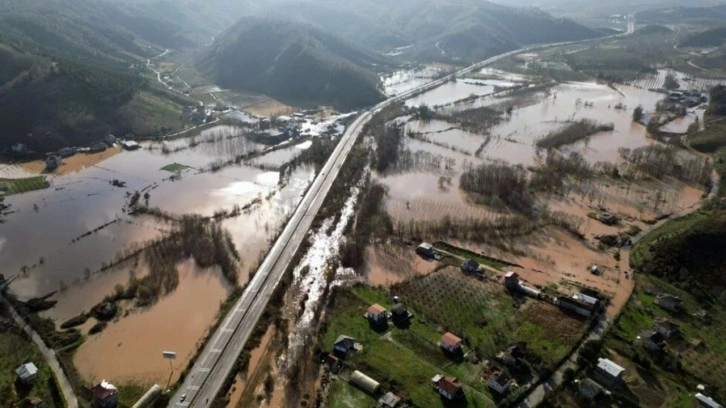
(160, 163), (191, 173)
(535, 119), (614, 150)
(0, 176), (50, 195)
(0, 310), (65, 407)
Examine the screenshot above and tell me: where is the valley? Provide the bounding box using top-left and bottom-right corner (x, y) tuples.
(1, 2), (726, 408)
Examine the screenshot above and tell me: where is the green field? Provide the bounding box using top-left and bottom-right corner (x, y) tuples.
(432, 242), (513, 270)
(607, 274), (726, 402)
(322, 276), (587, 408)
(118, 89), (191, 137)
(0, 321), (64, 406)
(0, 176), (50, 195)
(161, 163), (191, 173)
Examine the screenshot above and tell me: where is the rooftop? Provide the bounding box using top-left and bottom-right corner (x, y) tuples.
(695, 393), (723, 408)
(441, 332), (462, 347)
(15, 363), (38, 379)
(436, 376), (462, 395)
(597, 358), (625, 378)
(367, 304), (386, 315)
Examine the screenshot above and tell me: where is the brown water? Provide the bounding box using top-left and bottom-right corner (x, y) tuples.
(1, 131), (314, 299)
(73, 260), (231, 384)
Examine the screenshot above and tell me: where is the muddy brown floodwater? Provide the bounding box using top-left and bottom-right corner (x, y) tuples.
(73, 260), (231, 384)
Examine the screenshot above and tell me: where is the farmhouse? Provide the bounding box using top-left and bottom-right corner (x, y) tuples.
(594, 358), (624, 389)
(122, 141), (140, 151)
(655, 293), (682, 312)
(89, 142), (108, 153)
(504, 271), (520, 291)
(487, 371), (513, 395)
(695, 393), (723, 408)
(15, 362), (39, 385)
(556, 296), (595, 317)
(440, 332), (463, 353)
(653, 318), (681, 338)
(431, 375), (463, 400)
(57, 147), (76, 158)
(578, 378), (605, 400)
(333, 335), (357, 356)
(324, 354), (342, 373)
(378, 392), (401, 408)
(641, 331), (667, 352)
(350, 370), (380, 395)
(416, 242), (436, 259)
(91, 380), (119, 408)
(460, 259), (482, 274)
(45, 155), (61, 172)
(365, 304), (387, 325)
(390, 304), (411, 324)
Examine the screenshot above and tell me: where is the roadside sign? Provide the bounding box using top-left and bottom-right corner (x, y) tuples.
(162, 351), (177, 359)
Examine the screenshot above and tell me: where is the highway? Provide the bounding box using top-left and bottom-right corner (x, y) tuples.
(171, 20), (635, 408)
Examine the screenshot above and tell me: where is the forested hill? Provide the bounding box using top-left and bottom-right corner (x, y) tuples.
(0, 0), (205, 153)
(248, 0), (601, 62)
(198, 18), (388, 110)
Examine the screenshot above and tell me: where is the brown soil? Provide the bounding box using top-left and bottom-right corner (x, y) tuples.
(225, 326), (276, 408)
(243, 99), (297, 117)
(364, 244), (439, 286)
(19, 148), (122, 176)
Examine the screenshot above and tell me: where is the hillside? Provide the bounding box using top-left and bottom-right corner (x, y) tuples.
(251, 0), (601, 63)
(680, 26), (726, 48)
(0, 0), (200, 153)
(198, 18), (388, 110)
(632, 86), (726, 298)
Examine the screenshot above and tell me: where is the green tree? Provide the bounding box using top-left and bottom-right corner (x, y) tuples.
(664, 72), (679, 90)
(633, 105), (644, 122)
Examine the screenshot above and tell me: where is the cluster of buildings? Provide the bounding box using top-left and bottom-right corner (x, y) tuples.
(13, 360), (121, 408)
(43, 135), (139, 172)
(666, 90), (708, 109)
(504, 271), (601, 318)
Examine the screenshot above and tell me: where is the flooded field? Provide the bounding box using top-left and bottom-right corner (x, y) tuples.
(629, 69), (726, 91)
(1, 127), (317, 301)
(405, 78), (519, 108)
(73, 260), (231, 384)
(380, 65), (454, 97)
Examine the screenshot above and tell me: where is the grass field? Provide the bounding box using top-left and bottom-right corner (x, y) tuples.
(0, 322), (64, 406)
(0, 176), (50, 195)
(327, 380), (376, 408)
(432, 242), (513, 270)
(322, 277), (587, 408)
(608, 274), (726, 402)
(118, 90), (190, 137)
(160, 163), (191, 173)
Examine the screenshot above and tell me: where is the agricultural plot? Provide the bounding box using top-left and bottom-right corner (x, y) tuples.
(0, 320), (64, 407)
(394, 269), (586, 367)
(321, 286), (495, 408)
(0, 176), (49, 195)
(321, 273), (587, 408)
(608, 274), (726, 403)
(118, 90), (189, 136)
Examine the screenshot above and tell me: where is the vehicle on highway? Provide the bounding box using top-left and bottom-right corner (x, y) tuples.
(180, 394), (187, 403)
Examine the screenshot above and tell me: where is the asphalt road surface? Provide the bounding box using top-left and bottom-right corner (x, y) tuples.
(171, 20), (636, 407)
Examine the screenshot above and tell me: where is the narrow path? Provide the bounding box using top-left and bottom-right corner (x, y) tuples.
(0, 295), (79, 408)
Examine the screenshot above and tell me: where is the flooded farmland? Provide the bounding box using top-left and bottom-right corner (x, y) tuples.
(0, 124), (319, 386)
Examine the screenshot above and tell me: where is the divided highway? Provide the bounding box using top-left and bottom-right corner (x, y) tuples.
(172, 22), (635, 407)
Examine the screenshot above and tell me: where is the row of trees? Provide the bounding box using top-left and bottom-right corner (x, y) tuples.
(618, 145), (713, 186)
(460, 162), (535, 213)
(536, 119), (614, 149)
